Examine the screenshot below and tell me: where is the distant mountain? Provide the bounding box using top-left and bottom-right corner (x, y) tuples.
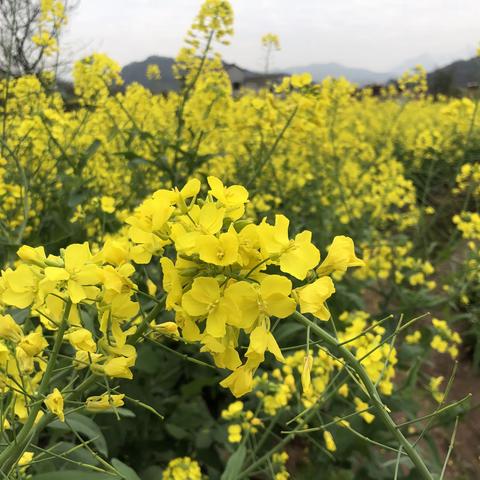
(427, 56), (480, 96)
(121, 54), (480, 96)
(121, 56), (180, 92)
(280, 62), (395, 87)
(282, 56), (480, 93)
(390, 54), (445, 75)
(122, 57), (394, 91)
(120, 56), (285, 92)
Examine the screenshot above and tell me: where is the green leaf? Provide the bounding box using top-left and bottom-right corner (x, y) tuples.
(195, 428), (213, 449)
(141, 466), (164, 480)
(111, 458), (141, 480)
(116, 408), (136, 418)
(48, 412), (108, 457)
(78, 139), (102, 172)
(165, 423), (188, 440)
(49, 441), (100, 466)
(92, 408), (136, 418)
(31, 472), (117, 480)
(221, 445), (246, 480)
(273, 321), (304, 343)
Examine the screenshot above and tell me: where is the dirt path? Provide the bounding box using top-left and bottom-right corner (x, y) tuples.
(428, 352), (480, 479)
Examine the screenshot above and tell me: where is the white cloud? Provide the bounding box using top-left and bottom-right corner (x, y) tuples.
(63, 0), (480, 72)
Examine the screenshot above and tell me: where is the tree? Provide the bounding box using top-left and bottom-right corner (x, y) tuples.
(0, 0), (74, 76)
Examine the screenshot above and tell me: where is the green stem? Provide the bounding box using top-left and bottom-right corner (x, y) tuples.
(0, 302), (71, 474)
(0, 295), (166, 473)
(128, 296), (165, 345)
(237, 425), (295, 479)
(291, 311), (433, 480)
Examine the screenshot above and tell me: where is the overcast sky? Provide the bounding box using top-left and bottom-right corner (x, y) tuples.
(63, 0), (479, 73)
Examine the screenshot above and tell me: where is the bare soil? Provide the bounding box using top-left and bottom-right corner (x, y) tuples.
(427, 350), (480, 479)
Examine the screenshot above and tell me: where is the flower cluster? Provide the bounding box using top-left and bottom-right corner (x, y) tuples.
(31, 0), (67, 55)
(338, 311), (397, 395)
(355, 240), (436, 290)
(125, 177), (364, 396)
(146, 64), (161, 81)
(271, 451), (290, 480)
(0, 0), (477, 474)
(163, 457), (203, 480)
(453, 163), (480, 197)
(0, 240), (141, 423)
(0, 175), (364, 440)
(73, 53), (123, 104)
(430, 318), (461, 359)
(221, 400), (262, 443)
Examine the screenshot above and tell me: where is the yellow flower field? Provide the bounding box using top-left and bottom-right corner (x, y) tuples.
(0, 0), (479, 479)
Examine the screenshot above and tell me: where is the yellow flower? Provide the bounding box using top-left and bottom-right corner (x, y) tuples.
(17, 245), (47, 265)
(246, 325), (285, 363)
(220, 364), (255, 397)
(259, 275), (296, 318)
(297, 277), (335, 320)
(66, 328), (97, 353)
(98, 293), (139, 347)
(101, 196), (115, 213)
(430, 376), (444, 403)
(323, 430), (337, 452)
(18, 451), (34, 469)
(280, 229), (320, 280)
(338, 383), (349, 397)
(196, 230), (239, 266)
(127, 197), (174, 259)
(448, 345), (459, 359)
(259, 215), (320, 280)
(74, 350), (102, 369)
(291, 72), (312, 88)
(316, 236), (365, 276)
(221, 400), (244, 419)
(237, 224), (261, 267)
(146, 64), (161, 80)
(430, 335), (447, 353)
(207, 176), (248, 220)
(227, 424), (242, 443)
(220, 281), (259, 329)
(102, 356), (134, 380)
(85, 393), (125, 412)
(405, 330), (421, 344)
(196, 202), (226, 235)
(200, 335), (242, 370)
(36, 292), (81, 330)
(163, 457), (202, 480)
(160, 257), (183, 309)
(44, 388), (65, 422)
(301, 354), (313, 394)
(225, 275), (296, 329)
(44, 243), (102, 304)
(354, 397), (375, 424)
(101, 263), (135, 294)
(146, 278), (157, 296)
(181, 277), (240, 337)
(261, 33), (280, 50)
(0, 314), (23, 343)
(99, 240), (130, 266)
(170, 178), (201, 211)
(2, 265), (40, 309)
(18, 330), (48, 357)
(150, 321), (180, 339)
